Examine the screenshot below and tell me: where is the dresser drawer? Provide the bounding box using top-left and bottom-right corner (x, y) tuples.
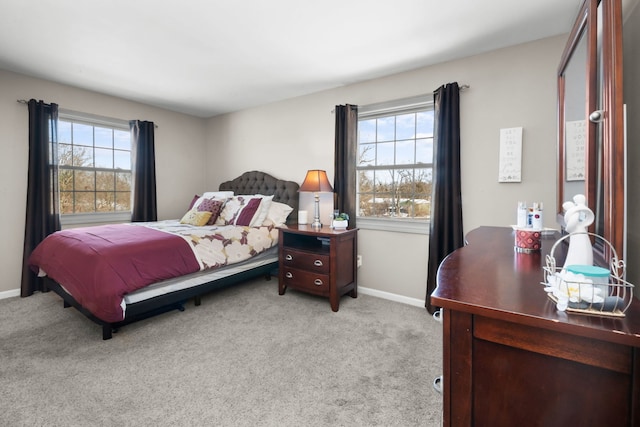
(282, 249), (330, 273)
(282, 267), (329, 292)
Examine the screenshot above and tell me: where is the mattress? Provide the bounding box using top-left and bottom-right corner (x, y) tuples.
(123, 246), (278, 305)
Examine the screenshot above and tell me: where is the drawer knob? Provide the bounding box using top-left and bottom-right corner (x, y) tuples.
(314, 260), (323, 267)
(285, 254), (293, 261)
(314, 279), (323, 286)
(285, 272), (293, 279)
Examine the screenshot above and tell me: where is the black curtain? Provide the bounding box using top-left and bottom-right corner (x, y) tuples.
(334, 104), (358, 226)
(21, 99), (60, 297)
(129, 120), (157, 222)
(425, 83), (464, 313)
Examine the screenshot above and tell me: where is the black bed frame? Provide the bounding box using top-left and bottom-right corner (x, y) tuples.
(43, 171), (299, 340)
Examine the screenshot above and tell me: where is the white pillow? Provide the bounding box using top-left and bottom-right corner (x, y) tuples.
(264, 201), (294, 226)
(216, 195), (272, 227)
(192, 191), (234, 210)
(201, 190), (234, 199)
(250, 195), (273, 226)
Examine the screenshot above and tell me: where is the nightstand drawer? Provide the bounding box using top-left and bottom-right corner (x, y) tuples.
(282, 267), (329, 292)
(282, 249), (330, 273)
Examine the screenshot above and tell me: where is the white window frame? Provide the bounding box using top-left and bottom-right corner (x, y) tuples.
(57, 109), (132, 226)
(357, 95), (433, 235)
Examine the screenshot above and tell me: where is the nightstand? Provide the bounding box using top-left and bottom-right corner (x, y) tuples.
(278, 225), (358, 311)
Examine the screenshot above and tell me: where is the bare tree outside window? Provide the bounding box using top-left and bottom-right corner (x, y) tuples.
(58, 119), (132, 215)
(357, 105), (434, 220)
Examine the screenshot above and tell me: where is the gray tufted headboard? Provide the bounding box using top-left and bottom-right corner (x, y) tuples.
(219, 171), (300, 224)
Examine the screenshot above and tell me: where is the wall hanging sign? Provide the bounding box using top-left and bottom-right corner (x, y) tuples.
(565, 120), (586, 181)
(498, 127), (523, 182)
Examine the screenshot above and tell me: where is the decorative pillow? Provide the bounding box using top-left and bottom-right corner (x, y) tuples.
(179, 209), (213, 226)
(196, 198), (226, 225)
(264, 201), (294, 226)
(188, 194), (200, 210)
(250, 195), (273, 226)
(215, 195), (272, 227)
(201, 191), (234, 199)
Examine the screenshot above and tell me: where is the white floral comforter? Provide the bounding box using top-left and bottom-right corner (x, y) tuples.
(140, 220), (279, 270)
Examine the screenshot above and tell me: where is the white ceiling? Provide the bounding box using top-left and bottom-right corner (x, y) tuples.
(0, 0), (582, 118)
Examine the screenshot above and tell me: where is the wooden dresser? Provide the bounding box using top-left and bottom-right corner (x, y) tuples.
(431, 226), (640, 427)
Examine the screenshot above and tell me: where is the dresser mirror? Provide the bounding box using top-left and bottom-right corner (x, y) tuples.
(557, 0), (625, 262)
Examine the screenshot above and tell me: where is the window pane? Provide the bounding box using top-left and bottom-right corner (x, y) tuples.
(358, 170), (374, 193)
(59, 143), (73, 166)
(417, 111), (434, 138)
(376, 142), (394, 166)
(75, 170), (95, 191)
(96, 192), (115, 212)
(59, 169), (73, 191)
(94, 127), (113, 148)
(75, 192), (95, 213)
(374, 169), (394, 193)
(73, 145), (93, 167)
(376, 117), (394, 142)
(116, 191), (131, 211)
(60, 191), (73, 214)
(114, 150), (130, 170)
(73, 123), (93, 146)
(59, 121), (72, 143)
(396, 139), (415, 165)
(96, 171), (115, 191)
(396, 113), (415, 140)
(416, 138), (433, 164)
(114, 130), (131, 150)
(358, 143), (375, 166)
(116, 172), (131, 191)
(358, 119), (376, 144)
(95, 148), (113, 168)
(415, 168), (433, 197)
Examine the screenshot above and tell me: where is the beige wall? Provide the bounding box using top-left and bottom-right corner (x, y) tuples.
(206, 35), (567, 302)
(0, 69), (208, 295)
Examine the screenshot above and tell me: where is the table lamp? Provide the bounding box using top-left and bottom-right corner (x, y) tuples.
(299, 170), (333, 228)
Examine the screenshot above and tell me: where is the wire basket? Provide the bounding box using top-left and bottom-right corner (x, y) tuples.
(542, 232), (634, 317)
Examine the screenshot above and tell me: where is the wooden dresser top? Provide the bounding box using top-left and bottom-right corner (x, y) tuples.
(431, 226), (640, 347)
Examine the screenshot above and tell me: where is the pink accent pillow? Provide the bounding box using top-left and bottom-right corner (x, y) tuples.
(234, 198), (263, 226)
(197, 198), (226, 225)
(188, 194), (200, 210)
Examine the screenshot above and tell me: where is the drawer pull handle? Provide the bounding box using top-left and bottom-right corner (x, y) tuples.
(314, 279), (323, 286)
(285, 272), (293, 279)
(314, 260), (323, 267)
(285, 254), (293, 261)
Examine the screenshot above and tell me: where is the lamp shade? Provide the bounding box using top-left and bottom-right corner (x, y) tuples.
(299, 170), (333, 193)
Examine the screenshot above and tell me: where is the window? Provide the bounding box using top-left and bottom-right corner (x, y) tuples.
(57, 111), (132, 225)
(357, 96), (434, 233)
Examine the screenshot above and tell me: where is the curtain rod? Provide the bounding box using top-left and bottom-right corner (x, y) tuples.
(330, 84), (470, 113)
(17, 99), (158, 128)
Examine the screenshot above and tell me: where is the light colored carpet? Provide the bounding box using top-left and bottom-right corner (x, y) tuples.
(0, 278), (443, 426)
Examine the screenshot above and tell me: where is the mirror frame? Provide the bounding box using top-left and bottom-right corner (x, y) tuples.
(557, 0), (625, 263)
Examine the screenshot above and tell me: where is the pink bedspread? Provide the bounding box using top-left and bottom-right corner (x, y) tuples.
(29, 224), (200, 323)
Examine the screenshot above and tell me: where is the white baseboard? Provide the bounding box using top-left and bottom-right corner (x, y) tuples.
(0, 285), (426, 308)
(0, 288), (20, 300)
(358, 286), (425, 308)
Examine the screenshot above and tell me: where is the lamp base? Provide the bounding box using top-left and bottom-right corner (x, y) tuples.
(311, 194), (322, 229)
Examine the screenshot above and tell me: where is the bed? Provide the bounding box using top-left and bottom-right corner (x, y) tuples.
(28, 171), (299, 339)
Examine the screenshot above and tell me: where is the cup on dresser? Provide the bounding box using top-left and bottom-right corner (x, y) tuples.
(514, 228), (542, 253)
(298, 210), (308, 225)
